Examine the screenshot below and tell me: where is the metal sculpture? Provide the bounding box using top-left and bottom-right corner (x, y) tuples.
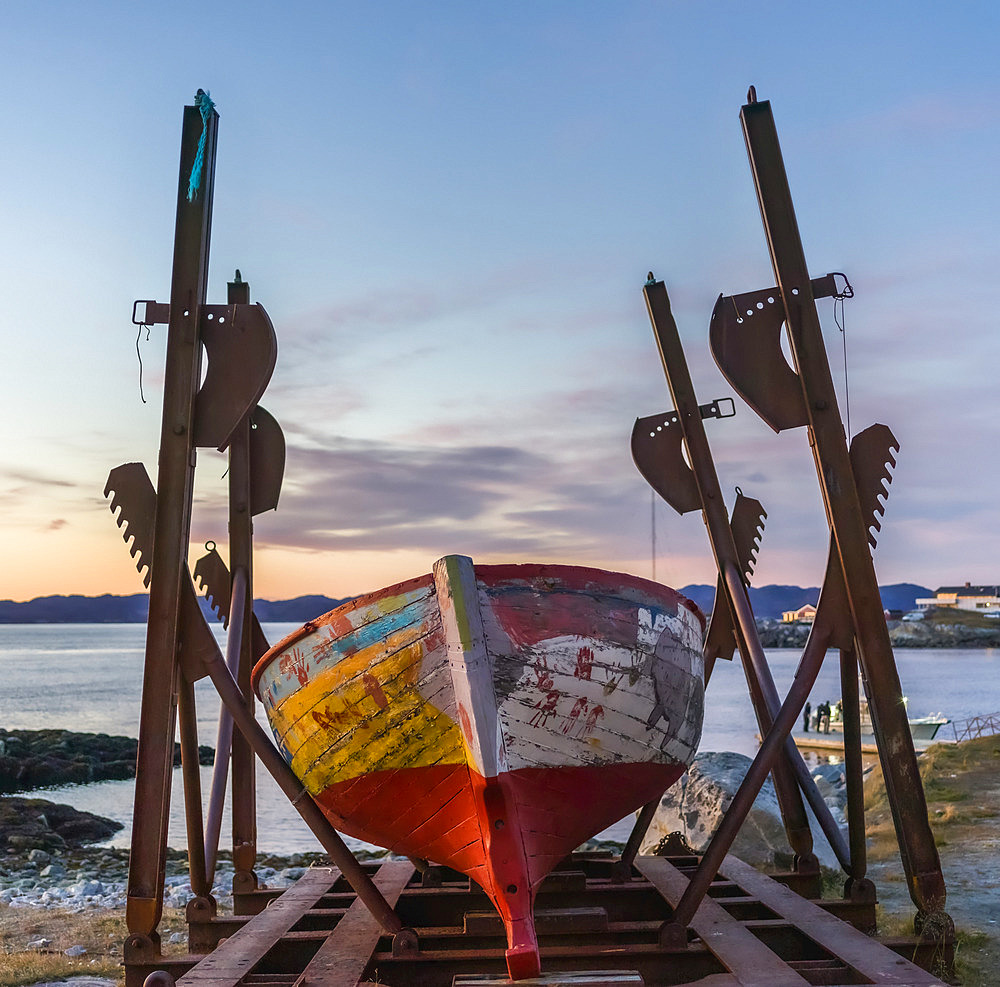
(630, 88), (952, 945)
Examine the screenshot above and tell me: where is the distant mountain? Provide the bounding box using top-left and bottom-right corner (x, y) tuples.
(0, 593), (349, 624)
(678, 582), (932, 620)
(0, 583), (933, 624)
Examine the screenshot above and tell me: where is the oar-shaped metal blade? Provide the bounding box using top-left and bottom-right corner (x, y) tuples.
(631, 411), (700, 515)
(194, 302), (277, 452)
(249, 405), (285, 515)
(709, 275), (839, 434)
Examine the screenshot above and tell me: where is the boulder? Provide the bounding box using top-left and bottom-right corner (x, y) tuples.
(640, 750), (844, 870)
(0, 728), (214, 793)
(0, 796), (122, 853)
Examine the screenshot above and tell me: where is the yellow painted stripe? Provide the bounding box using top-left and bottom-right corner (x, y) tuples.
(267, 632), (466, 793)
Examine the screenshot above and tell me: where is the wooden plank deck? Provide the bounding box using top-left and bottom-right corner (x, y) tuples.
(291, 860), (414, 987)
(634, 856), (809, 987)
(133, 853), (950, 987)
(721, 855), (945, 985)
(177, 868), (341, 986)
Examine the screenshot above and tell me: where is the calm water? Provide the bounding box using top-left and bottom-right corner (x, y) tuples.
(2, 624), (997, 854)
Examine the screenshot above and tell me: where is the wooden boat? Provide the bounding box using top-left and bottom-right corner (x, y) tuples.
(252, 555), (705, 980)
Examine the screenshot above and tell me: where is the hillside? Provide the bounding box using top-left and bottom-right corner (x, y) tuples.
(679, 582), (931, 620)
(0, 593), (349, 624)
(0, 582), (933, 624)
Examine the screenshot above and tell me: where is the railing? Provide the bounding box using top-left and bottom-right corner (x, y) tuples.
(948, 712), (1000, 743)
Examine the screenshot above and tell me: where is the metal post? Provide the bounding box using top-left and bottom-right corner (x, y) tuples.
(176, 679), (209, 898)
(126, 97), (217, 948)
(740, 96), (948, 926)
(226, 275), (258, 893)
(840, 644), (870, 892)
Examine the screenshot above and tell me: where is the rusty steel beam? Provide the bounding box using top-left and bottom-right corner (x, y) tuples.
(126, 95), (218, 943)
(641, 278), (817, 869)
(739, 94), (949, 928)
(226, 274), (258, 892)
(840, 644), (870, 893)
(176, 678), (210, 899)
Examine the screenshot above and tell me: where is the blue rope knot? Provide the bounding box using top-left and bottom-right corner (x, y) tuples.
(187, 89), (216, 202)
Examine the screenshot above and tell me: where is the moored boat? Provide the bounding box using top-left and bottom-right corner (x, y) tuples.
(252, 554), (705, 980)
(827, 696), (950, 740)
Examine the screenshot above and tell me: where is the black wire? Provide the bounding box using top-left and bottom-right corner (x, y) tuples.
(135, 323), (151, 404)
(833, 294), (851, 439)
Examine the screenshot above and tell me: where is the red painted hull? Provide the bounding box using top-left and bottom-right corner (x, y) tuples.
(314, 759), (685, 978)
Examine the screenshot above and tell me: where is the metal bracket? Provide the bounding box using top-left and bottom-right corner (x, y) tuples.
(132, 300), (171, 326)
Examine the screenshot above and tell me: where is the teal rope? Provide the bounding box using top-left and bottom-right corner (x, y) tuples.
(187, 89), (216, 202)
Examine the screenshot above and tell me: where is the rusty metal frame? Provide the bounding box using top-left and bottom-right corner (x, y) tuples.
(112, 98), (413, 985)
(735, 92), (950, 934)
(111, 92), (956, 987)
(125, 852), (947, 986)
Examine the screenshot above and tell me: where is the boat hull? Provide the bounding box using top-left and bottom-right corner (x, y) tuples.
(253, 556), (704, 980)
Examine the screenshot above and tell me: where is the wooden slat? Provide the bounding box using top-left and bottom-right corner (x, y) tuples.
(293, 860), (415, 987)
(721, 855), (946, 985)
(635, 856), (808, 987)
(178, 868), (341, 986)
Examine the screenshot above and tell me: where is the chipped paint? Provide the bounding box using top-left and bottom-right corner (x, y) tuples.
(253, 556), (704, 981)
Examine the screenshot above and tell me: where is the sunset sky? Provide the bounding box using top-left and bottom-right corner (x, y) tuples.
(2, 2), (998, 603)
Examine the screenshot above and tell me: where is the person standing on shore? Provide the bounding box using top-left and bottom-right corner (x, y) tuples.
(820, 700), (831, 733)
(803, 701), (811, 732)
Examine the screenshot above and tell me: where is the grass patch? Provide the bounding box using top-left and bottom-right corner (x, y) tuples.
(863, 735), (1000, 859)
(0, 904), (189, 986)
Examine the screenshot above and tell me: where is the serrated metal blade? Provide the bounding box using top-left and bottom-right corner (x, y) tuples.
(105, 463), (156, 588)
(193, 544), (271, 658)
(704, 492), (768, 666)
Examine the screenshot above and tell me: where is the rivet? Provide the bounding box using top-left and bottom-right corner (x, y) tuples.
(173, 424), (186, 435)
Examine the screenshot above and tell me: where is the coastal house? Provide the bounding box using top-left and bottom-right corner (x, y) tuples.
(915, 582), (1000, 615)
(781, 603), (817, 624)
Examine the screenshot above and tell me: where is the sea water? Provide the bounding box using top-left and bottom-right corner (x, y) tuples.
(1, 623), (997, 855)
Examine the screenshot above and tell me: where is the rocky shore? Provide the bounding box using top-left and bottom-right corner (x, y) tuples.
(756, 609), (1000, 649)
(0, 729), (212, 793)
(0, 845), (331, 912)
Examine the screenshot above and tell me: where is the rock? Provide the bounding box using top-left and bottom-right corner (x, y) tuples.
(27, 937), (52, 949)
(0, 728), (214, 793)
(63, 945), (88, 956)
(641, 751), (843, 870)
(0, 797), (121, 852)
(40, 862), (67, 880)
(28, 848), (51, 865)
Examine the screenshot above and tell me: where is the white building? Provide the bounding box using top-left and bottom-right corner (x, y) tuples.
(781, 603), (817, 624)
(915, 583), (1000, 614)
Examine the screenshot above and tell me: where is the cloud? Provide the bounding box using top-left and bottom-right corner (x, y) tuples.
(4, 469), (77, 489)
(46, 518), (67, 531)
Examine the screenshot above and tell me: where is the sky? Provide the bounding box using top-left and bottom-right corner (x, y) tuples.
(1, 2), (998, 603)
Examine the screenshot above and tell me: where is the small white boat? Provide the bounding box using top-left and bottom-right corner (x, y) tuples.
(826, 696), (950, 741)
